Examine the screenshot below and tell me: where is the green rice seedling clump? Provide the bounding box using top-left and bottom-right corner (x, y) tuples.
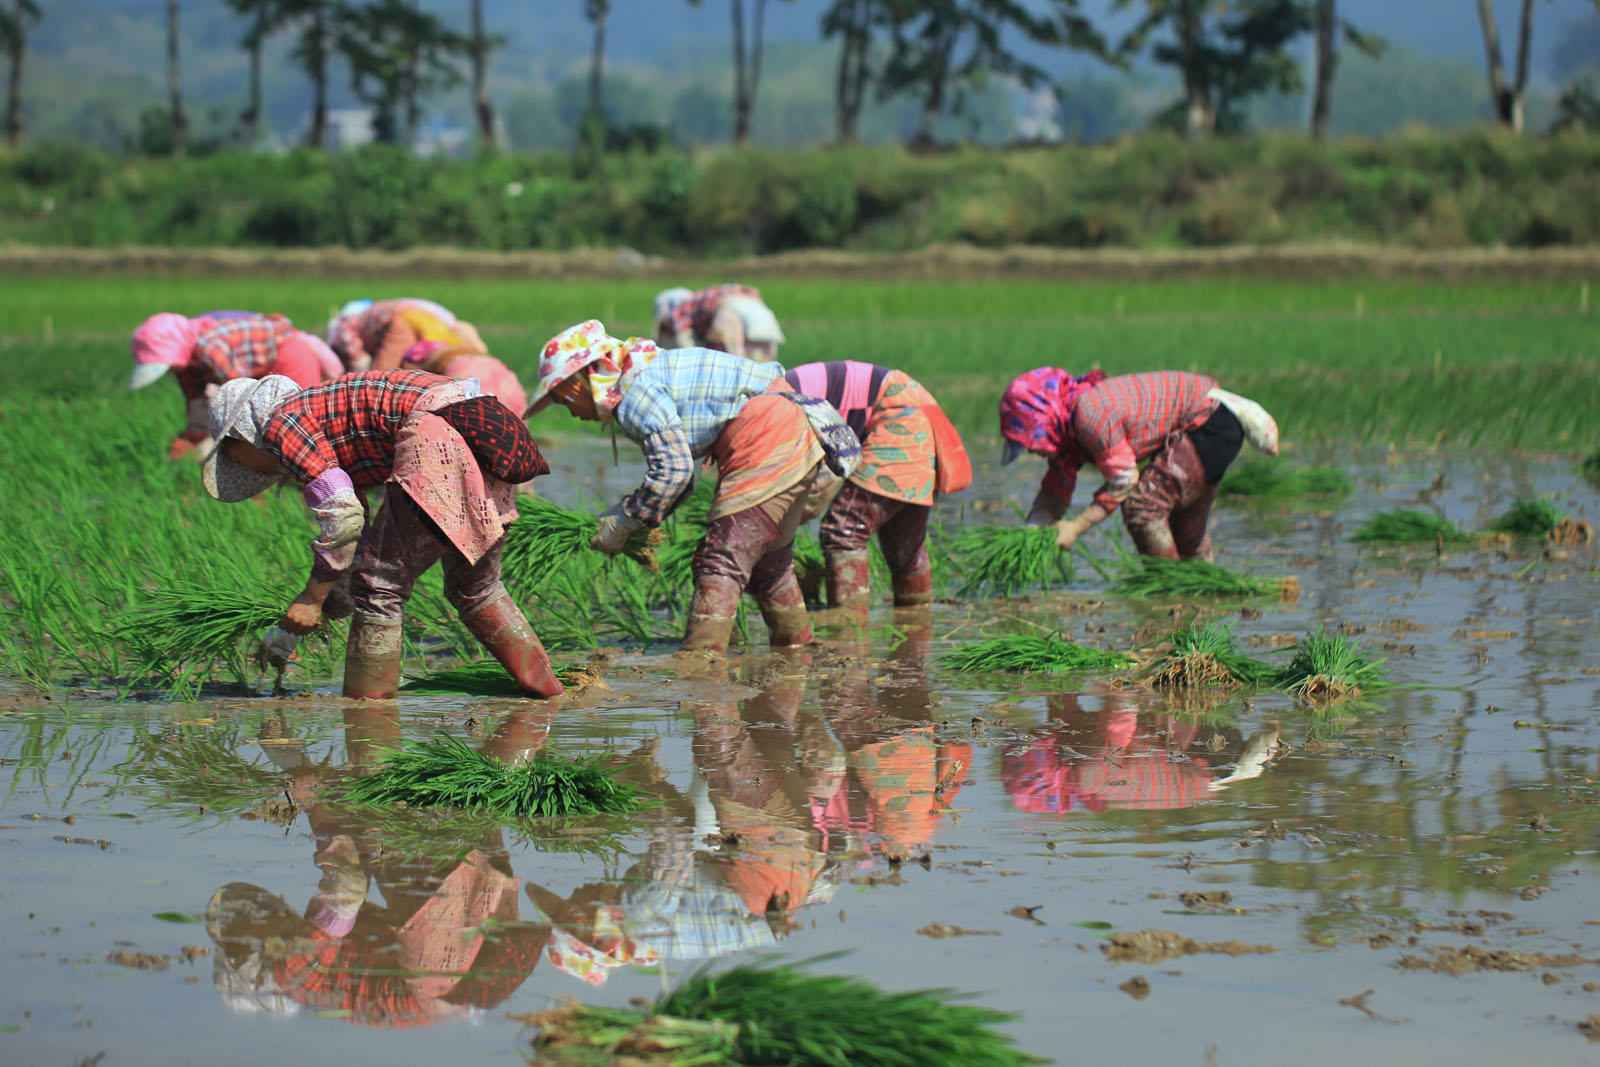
(943, 632), (1135, 675)
(399, 658), (603, 695)
(532, 957), (1040, 1067)
(1220, 460), (1353, 499)
(342, 734), (644, 817)
(1350, 509), (1471, 544)
(1276, 627), (1388, 703)
(1483, 497), (1568, 537)
(1113, 557), (1289, 600)
(949, 525), (1070, 598)
(501, 496), (662, 579)
(792, 527), (828, 604)
(1148, 622), (1282, 688)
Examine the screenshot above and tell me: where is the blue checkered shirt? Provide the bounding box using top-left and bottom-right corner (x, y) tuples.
(612, 349), (782, 524)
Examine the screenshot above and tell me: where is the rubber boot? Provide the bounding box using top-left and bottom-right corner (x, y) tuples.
(757, 580), (813, 647)
(343, 613), (403, 699)
(682, 575), (742, 653)
(463, 594), (565, 698)
(824, 550), (873, 609)
(891, 568), (934, 607)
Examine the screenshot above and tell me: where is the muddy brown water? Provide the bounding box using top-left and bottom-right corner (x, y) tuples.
(2, 449), (1597, 1065)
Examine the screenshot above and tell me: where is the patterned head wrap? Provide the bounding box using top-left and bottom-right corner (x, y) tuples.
(998, 367), (1107, 460)
(526, 319), (661, 419)
(652, 288), (693, 327)
(201, 374), (302, 502)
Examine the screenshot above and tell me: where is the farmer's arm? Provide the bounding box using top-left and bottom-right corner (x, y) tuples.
(331, 315), (369, 370)
(615, 383), (695, 526)
(1053, 401), (1131, 548)
(1026, 459), (1078, 526)
(264, 414), (366, 599)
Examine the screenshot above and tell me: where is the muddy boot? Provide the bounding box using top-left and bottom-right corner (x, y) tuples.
(891, 568), (934, 607)
(463, 594), (564, 698)
(682, 575), (743, 653)
(757, 580), (813, 647)
(824, 550), (873, 609)
(1127, 522), (1180, 560)
(343, 613), (403, 699)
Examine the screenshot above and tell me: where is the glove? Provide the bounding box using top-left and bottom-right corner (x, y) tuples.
(589, 506), (644, 556)
(1054, 516), (1090, 551)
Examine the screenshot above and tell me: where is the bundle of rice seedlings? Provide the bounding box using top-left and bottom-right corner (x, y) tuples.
(1220, 460), (1353, 499)
(342, 734), (644, 817)
(1483, 497), (1569, 538)
(1112, 557), (1292, 600)
(1350, 509), (1471, 544)
(110, 578), (331, 688)
(531, 957), (1039, 1067)
(501, 495), (663, 578)
(943, 632), (1135, 675)
(949, 525), (1071, 598)
(399, 659), (606, 696)
(1275, 628), (1388, 703)
(1146, 622), (1281, 688)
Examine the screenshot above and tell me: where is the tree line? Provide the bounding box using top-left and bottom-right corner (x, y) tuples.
(1, 0), (1595, 154)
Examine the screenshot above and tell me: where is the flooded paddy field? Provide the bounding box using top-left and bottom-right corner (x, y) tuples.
(4, 448), (1597, 1066)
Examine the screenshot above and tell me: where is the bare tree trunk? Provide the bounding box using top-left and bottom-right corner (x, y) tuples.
(1510, 0), (1534, 133)
(1476, 0), (1515, 128)
(1310, 0), (1337, 140)
(1178, 5), (1214, 137)
(587, 1), (607, 121)
(167, 0), (187, 155)
(308, 0), (327, 149)
(5, 0), (24, 148)
(835, 0), (868, 145)
(731, 0), (768, 147)
(239, 9), (264, 147)
(471, 0), (494, 147)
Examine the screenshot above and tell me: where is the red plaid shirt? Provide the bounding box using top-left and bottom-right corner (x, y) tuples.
(174, 315), (295, 401)
(669, 285), (762, 344)
(1044, 371), (1218, 512)
(328, 302), (399, 366)
(262, 370), (445, 487)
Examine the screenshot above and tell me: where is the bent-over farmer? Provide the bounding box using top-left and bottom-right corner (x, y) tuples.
(525, 320), (858, 653)
(201, 369), (564, 699)
(998, 368), (1278, 559)
(783, 360), (972, 608)
(326, 299), (487, 373)
(652, 285), (786, 362)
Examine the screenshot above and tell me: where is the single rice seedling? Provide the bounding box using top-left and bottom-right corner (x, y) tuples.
(399, 658), (606, 696)
(943, 632), (1135, 675)
(1146, 622), (1282, 688)
(949, 525), (1071, 598)
(1483, 497), (1568, 538)
(1350, 509), (1471, 544)
(1276, 627), (1388, 703)
(531, 956), (1040, 1067)
(501, 495), (663, 580)
(1112, 557), (1293, 600)
(1220, 460), (1353, 500)
(342, 734), (644, 817)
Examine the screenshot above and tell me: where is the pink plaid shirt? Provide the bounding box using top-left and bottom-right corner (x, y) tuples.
(1043, 371), (1218, 512)
(174, 315), (295, 401)
(669, 285), (762, 343)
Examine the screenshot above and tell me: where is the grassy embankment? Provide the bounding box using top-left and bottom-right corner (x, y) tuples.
(0, 274), (1594, 691)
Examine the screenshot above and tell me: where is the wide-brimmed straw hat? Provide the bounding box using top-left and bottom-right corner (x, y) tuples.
(200, 375), (301, 502)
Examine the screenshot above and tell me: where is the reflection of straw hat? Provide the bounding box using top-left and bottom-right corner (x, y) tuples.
(726, 296), (785, 344)
(201, 375), (299, 502)
(206, 882), (309, 1018)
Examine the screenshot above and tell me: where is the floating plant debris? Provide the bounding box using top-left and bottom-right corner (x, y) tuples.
(530, 957), (1040, 1067)
(342, 734), (644, 817)
(1350, 509), (1471, 544)
(943, 632), (1135, 675)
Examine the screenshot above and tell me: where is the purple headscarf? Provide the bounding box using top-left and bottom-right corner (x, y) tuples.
(998, 367), (1107, 457)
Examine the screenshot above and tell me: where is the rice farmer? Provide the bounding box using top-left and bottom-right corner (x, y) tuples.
(783, 361), (973, 608)
(326, 299), (487, 373)
(652, 285), (786, 362)
(999, 368), (1279, 560)
(129, 312), (340, 460)
(401, 339), (528, 418)
(201, 369), (564, 699)
(525, 320), (859, 653)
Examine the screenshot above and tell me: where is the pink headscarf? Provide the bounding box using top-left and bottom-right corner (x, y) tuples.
(130, 313), (205, 367)
(527, 319), (661, 418)
(998, 367), (1107, 457)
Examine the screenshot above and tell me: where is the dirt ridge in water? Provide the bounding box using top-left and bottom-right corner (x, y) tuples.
(1103, 929), (1277, 964)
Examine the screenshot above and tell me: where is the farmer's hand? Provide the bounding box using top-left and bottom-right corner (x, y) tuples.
(589, 507), (643, 556)
(281, 600), (323, 635)
(1054, 518), (1087, 551)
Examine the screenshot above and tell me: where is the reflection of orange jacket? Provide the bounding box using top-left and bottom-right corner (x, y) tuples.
(1002, 709), (1214, 813)
(816, 727), (972, 854)
(714, 799), (826, 916)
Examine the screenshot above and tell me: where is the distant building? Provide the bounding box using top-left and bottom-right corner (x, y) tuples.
(1014, 87), (1064, 144)
(325, 109), (375, 150)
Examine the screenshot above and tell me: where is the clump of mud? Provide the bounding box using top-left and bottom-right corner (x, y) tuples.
(1102, 929), (1276, 964)
(241, 795), (298, 825)
(1292, 675), (1356, 703)
(106, 949), (171, 971)
(1578, 1015), (1600, 1043)
(1396, 945), (1600, 975)
(558, 664), (609, 695)
(1548, 519), (1594, 547)
(1177, 891), (1235, 911)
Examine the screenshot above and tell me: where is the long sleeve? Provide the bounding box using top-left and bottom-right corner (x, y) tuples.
(622, 428), (696, 525)
(303, 469), (365, 580)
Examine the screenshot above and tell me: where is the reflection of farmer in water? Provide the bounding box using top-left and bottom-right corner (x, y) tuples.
(1001, 694), (1280, 814)
(205, 705), (556, 1024)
